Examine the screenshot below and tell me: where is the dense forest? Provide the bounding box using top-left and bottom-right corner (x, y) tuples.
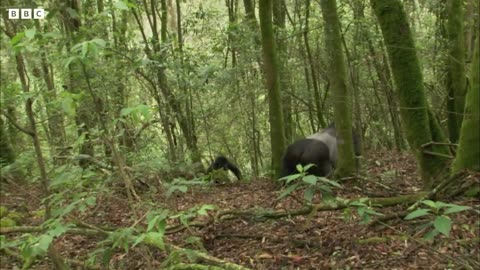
(0, 0), (479, 269)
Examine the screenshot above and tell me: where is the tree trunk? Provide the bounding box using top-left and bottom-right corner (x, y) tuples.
(353, 0), (404, 151)
(62, 0), (96, 168)
(259, 0), (286, 178)
(320, 0), (357, 177)
(304, 0), (325, 129)
(371, 0), (451, 188)
(273, 0), (293, 143)
(446, 0), (467, 142)
(452, 35), (479, 173)
(0, 118), (15, 165)
(34, 21), (67, 163)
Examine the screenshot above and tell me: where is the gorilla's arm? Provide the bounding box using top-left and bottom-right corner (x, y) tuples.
(207, 156), (228, 173)
(207, 156), (242, 180)
(226, 162), (242, 180)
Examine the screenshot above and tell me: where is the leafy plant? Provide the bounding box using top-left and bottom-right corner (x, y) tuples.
(405, 200), (472, 240)
(278, 164), (342, 203)
(346, 198), (384, 224)
(164, 178), (207, 198)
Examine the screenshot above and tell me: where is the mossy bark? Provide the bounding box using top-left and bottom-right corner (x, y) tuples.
(452, 36), (480, 173)
(446, 0), (467, 142)
(371, 0), (450, 188)
(259, 0), (286, 178)
(0, 118), (15, 165)
(320, 0), (356, 177)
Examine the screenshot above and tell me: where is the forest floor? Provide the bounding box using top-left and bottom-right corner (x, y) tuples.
(1, 150), (479, 269)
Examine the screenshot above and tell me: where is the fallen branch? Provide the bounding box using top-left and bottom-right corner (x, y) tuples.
(168, 244), (252, 270)
(0, 225), (100, 236)
(1, 247), (102, 270)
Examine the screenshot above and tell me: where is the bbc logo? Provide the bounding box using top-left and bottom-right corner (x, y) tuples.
(7, 8), (46, 19)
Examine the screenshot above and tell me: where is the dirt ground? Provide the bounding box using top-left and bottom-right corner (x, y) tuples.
(1, 150), (479, 269)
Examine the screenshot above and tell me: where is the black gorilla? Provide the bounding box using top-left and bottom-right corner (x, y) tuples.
(282, 139), (332, 177)
(281, 123), (361, 177)
(207, 155), (242, 180)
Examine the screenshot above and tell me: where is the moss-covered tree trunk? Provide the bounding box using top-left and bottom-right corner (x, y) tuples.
(0, 118), (15, 165)
(371, 0), (450, 188)
(273, 0), (293, 144)
(452, 36), (479, 173)
(446, 0), (467, 142)
(320, 0), (356, 177)
(259, 0), (286, 178)
(304, 0), (326, 130)
(62, 0), (96, 169)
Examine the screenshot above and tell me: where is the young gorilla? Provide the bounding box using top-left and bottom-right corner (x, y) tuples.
(281, 123), (361, 177)
(207, 155), (242, 181)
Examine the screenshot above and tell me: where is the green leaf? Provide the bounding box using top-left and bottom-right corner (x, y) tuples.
(91, 38), (106, 48)
(48, 223), (69, 238)
(43, 31), (62, 39)
(147, 215), (161, 232)
(197, 204), (215, 216)
(405, 208), (431, 220)
(63, 56), (78, 70)
(357, 206), (365, 216)
(114, 0), (129, 10)
(137, 104), (151, 121)
(82, 42), (88, 58)
(317, 177), (342, 188)
(278, 183), (300, 200)
(166, 185), (188, 197)
(303, 164), (315, 172)
(132, 233), (146, 247)
(364, 208), (384, 216)
(36, 235), (53, 253)
(302, 175), (317, 185)
(435, 201), (454, 208)
(144, 232), (165, 250)
(85, 196), (96, 206)
(296, 164), (303, 173)
(348, 200), (367, 207)
(423, 229), (439, 241)
(102, 248), (113, 266)
(421, 200), (437, 209)
(434, 216), (452, 236)
(280, 173), (302, 184)
(444, 205), (471, 215)
(10, 32), (25, 45)
(120, 107), (134, 116)
(25, 28), (36, 39)
(304, 187), (315, 203)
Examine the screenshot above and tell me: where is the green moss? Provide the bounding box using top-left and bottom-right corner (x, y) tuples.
(452, 35), (480, 173)
(371, 0), (449, 188)
(321, 0), (356, 178)
(7, 211), (26, 224)
(33, 209), (46, 218)
(259, 0), (287, 178)
(0, 217), (16, 227)
(0, 206), (8, 218)
(446, 0), (467, 142)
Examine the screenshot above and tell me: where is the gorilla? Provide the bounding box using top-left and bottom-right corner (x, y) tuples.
(281, 123), (361, 177)
(207, 155), (242, 180)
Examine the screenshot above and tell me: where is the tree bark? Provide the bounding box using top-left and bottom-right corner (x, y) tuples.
(304, 0), (325, 129)
(0, 118), (15, 165)
(273, 0), (293, 144)
(452, 35), (479, 173)
(320, 0), (357, 177)
(446, 0), (467, 142)
(259, 0), (286, 178)
(61, 0), (96, 169)
(370, 0), (451, 188)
